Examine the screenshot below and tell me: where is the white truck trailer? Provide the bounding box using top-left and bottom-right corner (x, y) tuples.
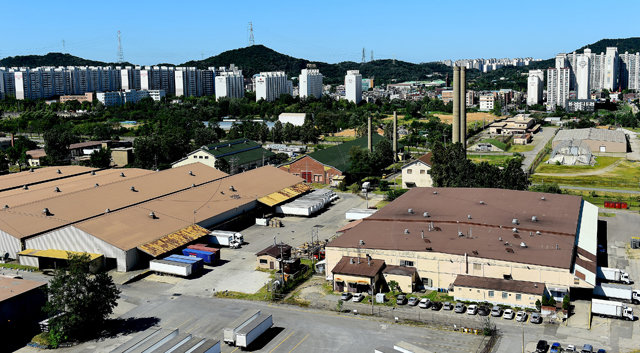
(223, 310), (261, 345)
(209, 230), (243, 249)
(593, 283), (640, 304)
(591, 298), (635, 321)
(234, 314), (273, 349)
(597, 267), (632, 284)
(149, 259), (192, 277)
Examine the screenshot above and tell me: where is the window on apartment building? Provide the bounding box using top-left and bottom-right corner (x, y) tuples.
(516, 294), (521, 300)
(502, 292), (508, 299)
(420, 170), (425, 174)
(473, 264), (481, 271)
(406, 169), (412, 174)
(400, 260), (414, 267)
(488, 291), (494, 297)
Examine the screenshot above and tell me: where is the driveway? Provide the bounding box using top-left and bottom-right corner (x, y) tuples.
(521, 127), (558, 171)
(621, 128), (640, 161)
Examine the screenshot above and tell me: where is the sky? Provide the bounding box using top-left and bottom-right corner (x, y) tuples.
(2, 0), (640, 65)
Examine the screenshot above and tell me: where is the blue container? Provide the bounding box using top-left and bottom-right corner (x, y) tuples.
(182, 248), (214, 264)
(164, 255), (203, 271)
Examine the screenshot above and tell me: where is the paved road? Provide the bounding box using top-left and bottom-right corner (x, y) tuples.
(621, 128), (640, 161)
(521, 127), (558, 172)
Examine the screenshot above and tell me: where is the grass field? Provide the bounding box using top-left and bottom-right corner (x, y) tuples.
(531, 160), (640, 190)
(322, 135), (356, 142)
(480, 138), (507, 150)
(507, 144), (535, 153)
(564, 189), (640, 211)
(468, 154), (513, 165)
(535, 156), (621, 174)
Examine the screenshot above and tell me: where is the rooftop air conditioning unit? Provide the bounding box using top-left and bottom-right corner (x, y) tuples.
(130, 186), (136, 192)
(105, 208), (111, 213)
(3, 205), (9, 209)
(54, 187), (60, 192)
(423, 212), (430, 218)
(512, 218), (519, 225)
(408, 208), (414, 214)
(467, 214), (472, 219)
(42, 208), (51, 216)
(512, 228), (518, 233)
(520, 242), (527, 248)
(56, 169), (62, 174)
(479, 200), (485, 205)
(91, 171), (96, 175)
(188, 170), (194, 176)
(23, 185), (28, 190)
(404, 229), (410, 234)
(149, 211), (156, 219)
(458, 231), (464, 237)
(531, 216), (538, 222)
(120, 172), (126, 177)
(94, 183), (99, 187)
(536, 231), (541, 235)
(433, 191), (438, 195)
(541, 196), (546, 201)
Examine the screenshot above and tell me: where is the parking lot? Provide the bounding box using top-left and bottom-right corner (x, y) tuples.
(143, 191), (367, 296)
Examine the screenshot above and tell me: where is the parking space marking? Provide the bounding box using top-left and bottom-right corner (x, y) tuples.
(287, 333), (309, 353)
(269, 330), (296, 353)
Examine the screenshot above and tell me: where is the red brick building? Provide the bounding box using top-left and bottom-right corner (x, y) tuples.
(279, 155), (342, 184)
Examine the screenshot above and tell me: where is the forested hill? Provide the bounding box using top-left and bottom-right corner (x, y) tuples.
(575, 37), (640, 54)
(182, 44), (452, 84)
(0, 52), (131, 68)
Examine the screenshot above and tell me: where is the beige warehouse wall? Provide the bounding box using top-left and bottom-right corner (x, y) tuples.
(453, 285), (541, 309)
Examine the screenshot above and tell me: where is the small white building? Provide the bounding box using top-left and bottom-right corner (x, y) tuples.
(278, 113), (307, 127)
(345, 70), (362, 104)
(479, 94), (495, 111)
(401, 153), (433, 188)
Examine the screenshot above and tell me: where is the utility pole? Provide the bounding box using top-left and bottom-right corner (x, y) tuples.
(248, 22), (255, 46)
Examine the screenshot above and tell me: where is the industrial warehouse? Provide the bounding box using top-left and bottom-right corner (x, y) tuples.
(326, 187), (599, 306)
(0, 164), (307, 272)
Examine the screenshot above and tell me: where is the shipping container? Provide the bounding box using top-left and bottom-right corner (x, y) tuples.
(235, 314), (273, 348)
(188, 244), (221, 260)
(182, 248), (215, 264)
(165, 255), (203, 272)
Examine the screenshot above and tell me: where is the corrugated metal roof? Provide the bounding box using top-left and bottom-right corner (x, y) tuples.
(18, 248), (103, 261)
(137, 224), (210, 257)
(257, 183), (311, 207)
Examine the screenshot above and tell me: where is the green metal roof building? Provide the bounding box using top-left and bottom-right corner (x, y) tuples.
(172, 138), (275, 173)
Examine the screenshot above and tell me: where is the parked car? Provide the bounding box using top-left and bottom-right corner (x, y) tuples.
(430, 301), (443, 310)
(536, 340), (548, 353)
(502, 308), (515, 320)
(490, 306), (502, 317)
(396, 294), (407, 305)
(418, 298), (431, 309)
(407, 297), (419, 306)
(442, 302), (453, 310)
(467, 304), (478, 315)
(530, 312), (542, 324)
(341, 292), (352, 301)
(352, 293), (364, 302)
(515, 311), (527, 322)
(550, 342), (561, 353)
(596, 349), (606, 353)
(565, 344), (576, 352)
(581, 344), (593, 353)
(454, 303), (466, 314)
(477, 306), (490, 316)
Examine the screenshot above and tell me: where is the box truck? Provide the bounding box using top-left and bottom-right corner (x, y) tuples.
(234, 314), (273, 349)
(223, 310), (261, 345)
(593, 283), (640, 304)
(597, 267), (632, 284)
(209, 230), (243, 248)
(591, 298), (635, 321)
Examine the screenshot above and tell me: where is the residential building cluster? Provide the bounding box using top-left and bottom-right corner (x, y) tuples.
(0, 64), (246, 101)
(527, 46), (640, 110)
(96, 89), (165, 106)
(442, 57), (543, 73)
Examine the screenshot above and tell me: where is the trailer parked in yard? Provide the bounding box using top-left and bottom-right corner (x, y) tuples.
(150, 259), (192, 277)
(597, 267), (632, 284)
(182, 248), (215, 264)
(188, 244), (220, 261)
(235, 314), (273, 349)
(591, 299), (635, 321)
(165, 254), (204, 272)
(593, 283), (640, 304)
(223, 310), (261, 345)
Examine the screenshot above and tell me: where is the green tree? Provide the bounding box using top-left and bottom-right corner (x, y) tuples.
(371, 138), (394, 171)
(43, 126), (78, 165)
(44, 253), (120, 347)
(214, 158), (230, 173)
(133, 136), (160, 169)
(88, 147), (112, 168)
(271, 120), (284, 143)
(193, 127), (219, 147)
(259, 122), (269, 143)
(282, 122), (298, 142)
(387, 280), (399, 293)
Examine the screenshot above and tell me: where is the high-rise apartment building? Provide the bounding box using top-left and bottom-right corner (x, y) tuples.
(526, 69), (544, 106)
(255, 71), (292, 102)
(575, 54), (591, 99)
(620, 52), (640, 90)
(215, 66), (244, 100)
(299, 68), (323, 99)
(345, 70), (362, 104)
(547, 68), (570, 110)
(604, 47), (619, 91)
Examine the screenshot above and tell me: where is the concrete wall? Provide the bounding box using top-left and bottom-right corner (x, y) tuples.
(257, 254), (278, 270)
(279, 156), (342, 184)
(326, 246), (592, 293)
(0, 230), (22, 259)
(401, 162), (432, 188)
(552, 139), (626, 153)
(453, 284), (541, 309)
(382, 273), (415, 293)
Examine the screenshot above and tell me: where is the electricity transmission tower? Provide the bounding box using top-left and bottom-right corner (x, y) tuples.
(361, 47), (366, 63)
(117, 31), (124, 63)
(248, 22), (255, 46)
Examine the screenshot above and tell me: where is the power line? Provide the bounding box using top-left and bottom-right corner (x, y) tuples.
(248, 22), (255, 46)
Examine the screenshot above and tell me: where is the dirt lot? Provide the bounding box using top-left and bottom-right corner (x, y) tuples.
(434, 112), (498, 124)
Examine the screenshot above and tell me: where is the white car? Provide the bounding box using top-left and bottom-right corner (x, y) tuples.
(502, 309), (515, 320)
(515, 311), (527, 322)
(490, 306), (502, 317)
(418, 298), (431, 309)
(467, 304), (478, 315)
(352, 293), (364, 302)
(565, 344), (576, 352)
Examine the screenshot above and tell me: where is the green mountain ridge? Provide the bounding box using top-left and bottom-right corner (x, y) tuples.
(0, 52), (132, 68)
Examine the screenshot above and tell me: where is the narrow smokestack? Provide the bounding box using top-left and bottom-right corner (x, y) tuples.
(392, 111), (398, 161)
(367, 116), (372, 152)
(452, 66), (460, 144)
(460, 66), (467, 149)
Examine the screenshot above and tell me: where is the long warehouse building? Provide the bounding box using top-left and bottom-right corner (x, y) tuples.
(326, 187), (598, 305)
(0, 164), (306, 271)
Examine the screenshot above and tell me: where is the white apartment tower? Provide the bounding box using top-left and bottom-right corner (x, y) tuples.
(255, 71), (292, 102)
(215, 66), (244, 100)
(576, 54), (591, 99)
(526, 69), (544, 106)
(620, 52), (640, 90)
(299, 68), (323, 99)
(604, 47), (619, 91)
(345, 70), (362, 104)
(547, 68), (570, 110)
